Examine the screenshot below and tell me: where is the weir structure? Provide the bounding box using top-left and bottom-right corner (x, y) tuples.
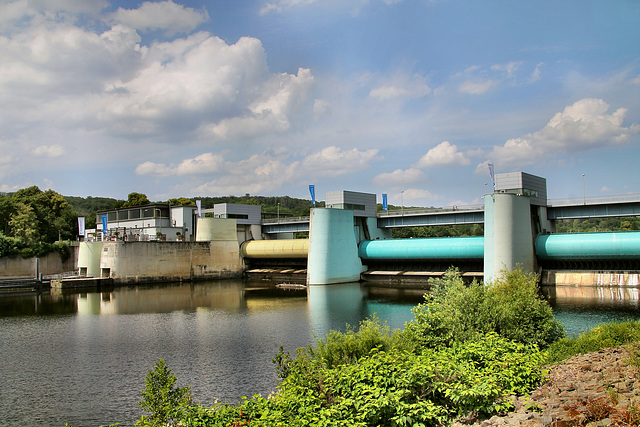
(77, 171), (640, 286)
(245, 171), (640, 285)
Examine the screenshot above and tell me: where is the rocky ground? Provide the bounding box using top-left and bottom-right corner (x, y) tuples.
(452, 344), (640, 426)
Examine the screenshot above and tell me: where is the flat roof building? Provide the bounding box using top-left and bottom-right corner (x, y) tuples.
(95, 204), (197, 241)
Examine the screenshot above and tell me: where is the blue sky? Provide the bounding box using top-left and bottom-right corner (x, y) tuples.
(1, 0), (639, 207)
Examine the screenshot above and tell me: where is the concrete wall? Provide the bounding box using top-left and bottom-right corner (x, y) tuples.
(0, 245), (79, 277)
(484, 193), (535, 283)
(78, 242), (103, 277)
(195, 217), (237, 242)
(99, 241), (242, 283)
(307, 208), (363, 285)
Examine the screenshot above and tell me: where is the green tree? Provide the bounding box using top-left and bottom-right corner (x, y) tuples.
(9, 203), (39, 246)
(10, 186), (78, 242)
(137, 359), (192, 427)
(124, 192), (151, 208)
(166, 197), (194, 206)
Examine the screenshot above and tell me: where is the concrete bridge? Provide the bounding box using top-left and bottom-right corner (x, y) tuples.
(262, 194), (640, 233)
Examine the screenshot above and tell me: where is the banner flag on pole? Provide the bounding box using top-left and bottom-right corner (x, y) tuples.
(78, 217), (85, 236)
(196, 200), (202, 217)
(309, 184), (315, 206)
(488, 163), (495, 187)
(101, 215), (108, 234)
(382, 194), (388, 211)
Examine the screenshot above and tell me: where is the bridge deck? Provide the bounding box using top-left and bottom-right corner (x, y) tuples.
(259, 194), (640, 233)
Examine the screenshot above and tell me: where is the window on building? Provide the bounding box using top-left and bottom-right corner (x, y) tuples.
(227, 214), (249, 219)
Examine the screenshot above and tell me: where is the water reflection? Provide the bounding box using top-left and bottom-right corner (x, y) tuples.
(541, 285), (640, 336)
(76, 282), (245, 315)
(1, 280), (640, 427)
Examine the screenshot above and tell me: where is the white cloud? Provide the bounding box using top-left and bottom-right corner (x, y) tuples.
(208, 68), (314, 140)
(135, 152), (226, 176)
(137, 145), (379, 195)
(530, 62), (544, 83)
(458, 79), (496, 95)
(110, 1), (209, 35)
(260, 0), (403, 14)
(474, 160), (496, 179)
(393, 188), (436, 207)
(33, 145), (64, 158)
(0, 155), (13, 179)
(313, 99), (330, 119)
(369, 73), (431, 100)
(491, 61), (522, 78)
(0, 14), (315, 144)
(0, 0), (108, 29)
(260, 0), (317, 14)
(417, 141), (470, 168)
(482, 98), (640, 168)
(373, 168), (423, 187)
(302, 146), (379, 177)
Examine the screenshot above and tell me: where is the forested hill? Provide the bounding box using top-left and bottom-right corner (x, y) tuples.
(64, 196), (119, 216)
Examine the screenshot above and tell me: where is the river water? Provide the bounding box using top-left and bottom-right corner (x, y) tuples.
(0, 280), (639, 427)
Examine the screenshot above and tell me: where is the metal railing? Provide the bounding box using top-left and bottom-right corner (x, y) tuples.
(262, 216), (310, 225)
(548, 193), (640, 207)
(259, 194), (640, 226)
(376, 203), (484, 216)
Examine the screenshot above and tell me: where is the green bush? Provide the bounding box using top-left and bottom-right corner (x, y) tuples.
(137, 359), (192, 427)
(305, 315), (394, 369)
(398, 268), (564, 351)
(487, 268), (565, 348)
(179, 334), (544, 426)
(546, 320), (640, 364)
(0, 233), (22, 258)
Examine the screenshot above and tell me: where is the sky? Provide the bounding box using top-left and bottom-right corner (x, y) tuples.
(1, 0), (639, 207)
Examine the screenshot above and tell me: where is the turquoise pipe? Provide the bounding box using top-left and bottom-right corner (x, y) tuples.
(535, 231), (640, 260)
(358, 236), (485, 260)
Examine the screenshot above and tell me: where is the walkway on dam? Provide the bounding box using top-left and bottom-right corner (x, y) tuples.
(261, 193), (640, 234)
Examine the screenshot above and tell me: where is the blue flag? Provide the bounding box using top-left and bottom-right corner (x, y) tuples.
(102, 215), (108, 234)
(309, 184), (315, 206)
(382, 194), (388, 211)
(488, 162), (495, 187)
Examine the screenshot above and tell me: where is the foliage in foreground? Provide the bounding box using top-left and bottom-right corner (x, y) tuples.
(399, 268), (565, 351)
(546, 319), (640, 364)
(137, 268), (563, 426)
(137, 359), (192, 427)
(181, 334), (544, 427)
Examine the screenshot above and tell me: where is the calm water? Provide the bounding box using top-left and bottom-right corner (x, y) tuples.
(0, 280), (639, 427)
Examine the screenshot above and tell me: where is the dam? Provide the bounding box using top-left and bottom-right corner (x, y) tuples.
(77, 171), (640, 286)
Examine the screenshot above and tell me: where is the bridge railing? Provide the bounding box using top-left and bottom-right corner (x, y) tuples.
(548, 193), (640, 207)
(376, 203), (484, 216)
(262, 216), (310, 225)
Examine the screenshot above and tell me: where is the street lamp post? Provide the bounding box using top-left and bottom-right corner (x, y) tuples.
(401, 190), (405, 225)
(277, 202), (280, 221)
(582, 174), (586, 205)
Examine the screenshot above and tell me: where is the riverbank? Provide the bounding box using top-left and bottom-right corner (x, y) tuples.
(454, 344), (640, 426)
